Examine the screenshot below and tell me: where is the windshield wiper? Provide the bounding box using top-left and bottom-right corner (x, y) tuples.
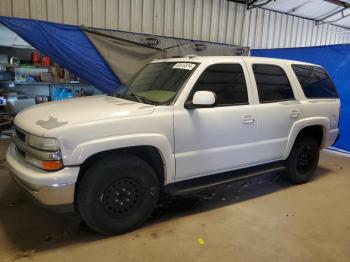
(113, 92), (142, 102)
(125, 92), (160, 105)
(114, 92), (160, 105)
(128, 92), (144, 103)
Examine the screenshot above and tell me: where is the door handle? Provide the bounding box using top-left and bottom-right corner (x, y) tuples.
(242, 115), (255, 124)
(290, 110), (299, 118)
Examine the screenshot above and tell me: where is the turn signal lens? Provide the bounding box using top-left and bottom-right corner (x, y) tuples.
(42, 160), (63, 171)
(25, 155), (63, 171)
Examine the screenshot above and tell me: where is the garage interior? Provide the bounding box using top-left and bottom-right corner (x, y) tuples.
(0, 0), (350, 261)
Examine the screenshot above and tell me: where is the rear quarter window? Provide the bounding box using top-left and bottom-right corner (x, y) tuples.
(292, 65), (338, 99)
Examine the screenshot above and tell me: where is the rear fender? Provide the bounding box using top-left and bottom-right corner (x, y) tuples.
(283, 117), (329, 159)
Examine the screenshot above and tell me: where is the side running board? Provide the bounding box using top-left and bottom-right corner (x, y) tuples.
(164, 162), (286, 196)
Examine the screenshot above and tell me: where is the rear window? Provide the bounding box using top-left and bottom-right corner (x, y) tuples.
(252, 64), (295, 103)
(292, 65), (338, 99)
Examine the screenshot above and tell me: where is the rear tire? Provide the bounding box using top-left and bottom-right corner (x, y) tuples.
(77, 154), (159, 235)
(285, 136), (320, 184)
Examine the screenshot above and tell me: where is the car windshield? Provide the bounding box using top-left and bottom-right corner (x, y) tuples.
(116, 62), (198, 105)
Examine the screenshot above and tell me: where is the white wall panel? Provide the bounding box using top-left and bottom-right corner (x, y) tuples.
(63, 0), (78, 25)
(163, 0), (173, 37)
(306, 20), (313, 46)
(92, 0), (105, 28)
(130, 0), (142, 33)
(142, 0), (153, 34)
(105, 0), (118, 30)
(279, 12), (287, 47)
(3, 0), (350, 48)
(119, 0), (130, 31)
(209, 0), (219, 42)
(78, 0), (92, 27)
(267, 11), (275, 48)
(183, 0), (194, 39)
(201, 0), (211, 41)
(174, 0), (185, 38)
(0, 0), (12, 16)
(192, 0), (202, 40)
(30, 0), (47, 20)
(153, 0), (164, 35)
(273, 12), (281, 48)
(12, 0), (30, 18)
(225, 1), (236, 44)
(47, 0), (62, 23)
(217, 0), (227, 43)
(233, 3), (243, 45)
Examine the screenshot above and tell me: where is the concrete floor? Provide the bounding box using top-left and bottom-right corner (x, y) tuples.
(0, 138), (349, 262)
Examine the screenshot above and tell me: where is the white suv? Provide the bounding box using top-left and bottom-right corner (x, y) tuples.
(7, 56), (340, 234)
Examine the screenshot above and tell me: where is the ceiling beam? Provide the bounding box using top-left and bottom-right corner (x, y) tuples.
(316, 7), (348, 25)
(247, 0), (275, 10)
(315, 1), (350, 25)
(226, 0), (350, 29)
(287, 1), (310, 14)
(324, 0), (350, 8)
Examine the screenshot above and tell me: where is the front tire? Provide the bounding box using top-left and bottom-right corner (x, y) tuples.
(285, 136), (320, 184)
(77, 154), (159, 235)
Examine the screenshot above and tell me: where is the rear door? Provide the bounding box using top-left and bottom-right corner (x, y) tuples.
(244, 60), (303, 163)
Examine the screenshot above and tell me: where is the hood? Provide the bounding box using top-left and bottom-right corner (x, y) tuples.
(14, 95), (155, 136)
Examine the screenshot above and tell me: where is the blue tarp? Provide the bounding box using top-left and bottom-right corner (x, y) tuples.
(252, 45), (350, 152)
(0, 16), (121, 93)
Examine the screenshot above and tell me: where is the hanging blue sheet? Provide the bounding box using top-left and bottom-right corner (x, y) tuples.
(0, 16), (121, 93)
(252, 44), (350, 152)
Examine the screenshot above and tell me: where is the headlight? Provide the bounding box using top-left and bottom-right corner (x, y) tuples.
(27, 134), (60, 151)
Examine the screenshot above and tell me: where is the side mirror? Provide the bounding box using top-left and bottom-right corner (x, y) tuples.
(185, 91), (216, 109)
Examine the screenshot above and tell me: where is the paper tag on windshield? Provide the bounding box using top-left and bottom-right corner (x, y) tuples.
(173, 63), (196, 70)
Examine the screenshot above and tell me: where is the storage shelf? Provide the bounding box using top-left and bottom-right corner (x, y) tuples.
(1, 81), (89, 86)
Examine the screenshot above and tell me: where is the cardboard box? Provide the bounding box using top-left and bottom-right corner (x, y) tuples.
(52, 75), (61, 83)
(50, 66), (57, 75)
(63, 69), (70, 80)
(57, 68), (64, 77)
(40, 72), (52, 82)
(50, 65), (63, 77)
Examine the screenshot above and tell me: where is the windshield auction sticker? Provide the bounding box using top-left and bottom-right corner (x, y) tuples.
(173, 63), (196, 70)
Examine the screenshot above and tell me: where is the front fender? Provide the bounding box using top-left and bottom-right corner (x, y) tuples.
(283, 117), (329, 159)
(65, 133), (175, 184)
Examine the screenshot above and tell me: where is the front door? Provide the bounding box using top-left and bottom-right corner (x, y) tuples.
(173, 63), (258, 181)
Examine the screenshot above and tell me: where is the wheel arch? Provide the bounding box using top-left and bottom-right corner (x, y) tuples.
(295, 125), (325, 146)
(284, 119), (329, 159)
(74, 145), (167, 209)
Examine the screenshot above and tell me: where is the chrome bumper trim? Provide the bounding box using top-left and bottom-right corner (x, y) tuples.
(6, 143), (78, 213)
(9, 171), (75, 212)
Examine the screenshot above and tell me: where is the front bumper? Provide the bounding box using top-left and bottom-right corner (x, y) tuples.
(6, 143), (80, 212)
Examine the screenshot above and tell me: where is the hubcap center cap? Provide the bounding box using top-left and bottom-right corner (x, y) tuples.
(102, 178), (141, 216)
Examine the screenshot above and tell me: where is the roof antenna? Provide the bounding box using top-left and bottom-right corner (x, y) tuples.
(186, 54), (197, 59)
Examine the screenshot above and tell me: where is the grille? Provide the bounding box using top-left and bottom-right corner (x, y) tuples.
(14, 127), (26, 142)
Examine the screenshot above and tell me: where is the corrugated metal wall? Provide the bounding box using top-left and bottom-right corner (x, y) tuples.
(0, 0), (349, 48)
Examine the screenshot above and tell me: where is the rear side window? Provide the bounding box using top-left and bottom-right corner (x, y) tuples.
(191, 63), (248, 106)
(292, 65), (338, 98)
(252, 64), (295, 103)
